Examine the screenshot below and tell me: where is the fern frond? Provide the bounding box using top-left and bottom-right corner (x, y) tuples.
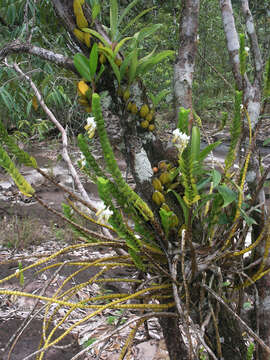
(179, 152), (200, 207)
(92, 93), (154, 221)
(77, 133), (105, 180)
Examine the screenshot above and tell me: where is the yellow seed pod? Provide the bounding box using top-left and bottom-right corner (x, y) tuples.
(78, 97), (89, 106)
(141, 120), (149, 129)
(73, 0), (82, 16)
(123, 89), (130, 102)
(146, 113), (153, 122)
(159, 171), (171, 185)
(85, 106), (92, 113)
(152, 178), (163, 192)
(152, 191), (165, 207)
(148, 124), (155, 131)
(170, 213), (179, 228)
(77, 80), (90, 97)
(117, 87), (123, 97)
(99, 54), (106, 64)
(76, 15), (88, 29)
(158, 161), (168, 172)
(131, 103), (138, 114)
(73, 28), (85, 42)
(32, 96), (38, 111)
(84, 33), (91, 47)
(115, 58), (122, 67)
(73, 0), (88, 30)
(140, 104), (149, 118)
(127, 102), (132, 111)
(161, 203), (171, 212)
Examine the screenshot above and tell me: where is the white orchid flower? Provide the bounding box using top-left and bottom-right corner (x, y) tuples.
(84, 117), (96, 138)
(172, 129), (190, 155)
(95, 201), (113, 224)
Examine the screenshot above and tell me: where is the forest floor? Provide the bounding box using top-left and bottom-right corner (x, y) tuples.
(0, 117), (269, 360)
(0, 139), (169, 360)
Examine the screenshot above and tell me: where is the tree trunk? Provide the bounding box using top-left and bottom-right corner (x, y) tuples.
(159, 315), (188, 360)
(173, 0), (200, 128)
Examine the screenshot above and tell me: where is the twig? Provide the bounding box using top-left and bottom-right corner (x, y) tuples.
(202, 284), (270, 355)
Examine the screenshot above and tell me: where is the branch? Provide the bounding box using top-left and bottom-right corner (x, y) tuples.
(11, 61), (96, 210)
(241, 0), (263, 84)
(0, 41), (76, 73)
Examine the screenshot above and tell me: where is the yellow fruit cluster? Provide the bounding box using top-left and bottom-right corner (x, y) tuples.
(73, 0), (92, 48)
(73, 0), (88, 28)
(151, 165), (180, 229)
(122, 92), (156, 132)
(77, 80), (92, 113)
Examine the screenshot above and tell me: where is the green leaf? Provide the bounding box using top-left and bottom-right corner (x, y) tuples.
(217, 184), (237, 208)
(82, 338), (96, 348)
(118, 0), (140, 27)
(169, 189), (189, 225)
(243, 302), (252, 310)
(159, 208), (173, 236)
(149, 89), (170, 108)
(137, 50), (175, 75)
(177, 107), (189, 134)
(121, 7), (156, 36)
(113, 36), (132, 56)
(105, 55), (121, 84)
(7, 4), (16, 25)
(240, 208), (257, 226)
(134, 24), (163, 42)
(198, 140), (222, 162)
(119, 51), (134, 79)
(73, 53), (91, 81)
(92, 1), (101, 21)
(211, 169), (221, 188)
(82, 28), (110, 47)
(191, 126), (200, 162)
(89, 43), (98, 79)
(96, 64), (105, 83)
(128, 48), (138, 85)
(110, 0), (118, 41)
(263, 137), (270, 146)
(26, 100), (32, 117)
(0, 87), (13, 111)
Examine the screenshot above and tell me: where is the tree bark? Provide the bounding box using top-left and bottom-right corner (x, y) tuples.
(0, 41), (76, 72)
(220, 1), (269, 358)
(173, 0), (200, 128)
(159, 315), (188, 360)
